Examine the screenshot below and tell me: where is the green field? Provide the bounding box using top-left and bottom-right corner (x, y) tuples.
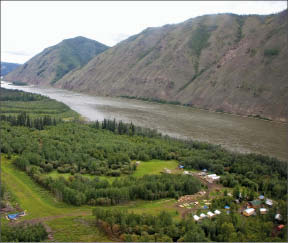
(47, 159), (179, 182)
(133, 159), (179, 177)
(46, 216), (110, 242)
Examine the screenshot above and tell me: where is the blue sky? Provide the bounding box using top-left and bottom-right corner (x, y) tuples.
(1, 1), (287, 64)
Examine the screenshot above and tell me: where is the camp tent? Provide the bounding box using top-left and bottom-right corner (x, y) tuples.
(243, 208), (255, 216)
(275, 214), (282, 221)
(200, 213), (206, 219)
(207, 211), (215, 218)
(249, 200), (262, 208)
(7, 214), (18, 220)
(260, 208), (268, 214)
(265, 199), (273, 206)
(214, 210), (221, 215)
(193, 215), (200, 221)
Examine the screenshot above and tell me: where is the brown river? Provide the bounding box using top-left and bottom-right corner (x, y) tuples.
(2, 81), (287, 161)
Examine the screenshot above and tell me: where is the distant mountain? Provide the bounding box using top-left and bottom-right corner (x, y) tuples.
(1, 62), (21, 76)
(5, 36), (109, 85)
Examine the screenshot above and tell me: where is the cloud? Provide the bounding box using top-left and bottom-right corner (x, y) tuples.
(2, 1), (287, 63)
(4, 50), (32, 56)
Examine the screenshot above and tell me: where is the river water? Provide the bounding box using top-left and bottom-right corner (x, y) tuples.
(1, 81), (287, 161)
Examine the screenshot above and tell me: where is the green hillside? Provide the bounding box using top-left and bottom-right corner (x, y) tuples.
(5, 36), (108, 85)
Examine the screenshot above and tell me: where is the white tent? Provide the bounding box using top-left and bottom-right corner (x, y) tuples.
(260, 208), (268, 214)
(207, 211), (215, 217)
(265, 199), (273, 206)
(214, 210), (221, 215)
(200, 213), (206, 219)
(207, 174), (217, 178)
(193, 215), (200, 221)
(243, 208), (255, 216)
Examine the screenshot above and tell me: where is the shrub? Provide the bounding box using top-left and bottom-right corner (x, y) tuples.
(264, 49), (279, 56)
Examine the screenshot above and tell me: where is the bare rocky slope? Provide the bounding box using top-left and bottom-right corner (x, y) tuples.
(6, 11), (288, 122)
(5, 36), (108, 86)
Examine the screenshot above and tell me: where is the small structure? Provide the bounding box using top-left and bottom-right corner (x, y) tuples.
(179, 165), (184, 169)
(194, 201), (199, 205)
(135, 161), (141, 166)
(227, 193), (232, 197)
(200, 213), (206, 219)
(6, 210), (27, 221)
(193, 215), (200, 221)
(259, 195), (265, 200)
(277, 225), (285, 231)
(207, 211), (215, 218)
(275, 214), (282, 221)
(214, 210), (221, 215)
(206, 174), (221, 183)
(265, 199), (273, 207)
(243, 208), (255, 217)
(259, 208), (268, 214)
(202, 169), (207, 172)
(249, 200), (262, 208)
(7, 214), (18, 220)
(183, 171), (190, 175)
(224, 205), (230, 210)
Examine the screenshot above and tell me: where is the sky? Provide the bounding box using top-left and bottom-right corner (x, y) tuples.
(1, 1), (287, 64)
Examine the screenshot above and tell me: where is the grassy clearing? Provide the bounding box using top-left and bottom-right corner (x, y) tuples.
(47, 159), (179, 183)
(1, 156), (91, 220)
(133, 159), (179, 177)
(125, 199), (180, 219)
(46, 216), (110, 242)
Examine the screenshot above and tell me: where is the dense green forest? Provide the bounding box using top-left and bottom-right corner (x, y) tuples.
(1, 88), (287, 242)
(1, 223), (47, 242)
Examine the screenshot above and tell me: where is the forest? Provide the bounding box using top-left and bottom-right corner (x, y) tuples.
(92, 200), (287, 242)
(1, 87), (287, 242)
(1, 223), (47, 242)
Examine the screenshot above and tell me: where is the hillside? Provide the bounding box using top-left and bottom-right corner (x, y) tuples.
(5, 36), (109, 85)
(5, 11), (288, 122)
(1, 62), (21, 76)
(57, 11), (288, 122)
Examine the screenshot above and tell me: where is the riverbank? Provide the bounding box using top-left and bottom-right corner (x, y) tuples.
(1, 81), (287, 161)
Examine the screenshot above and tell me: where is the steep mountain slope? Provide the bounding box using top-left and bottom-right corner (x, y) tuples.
(5, 36), (109, 85)
(5, 11), (288, 122)
(1, 62), (21, 76)
(57, 11), (288, 122)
